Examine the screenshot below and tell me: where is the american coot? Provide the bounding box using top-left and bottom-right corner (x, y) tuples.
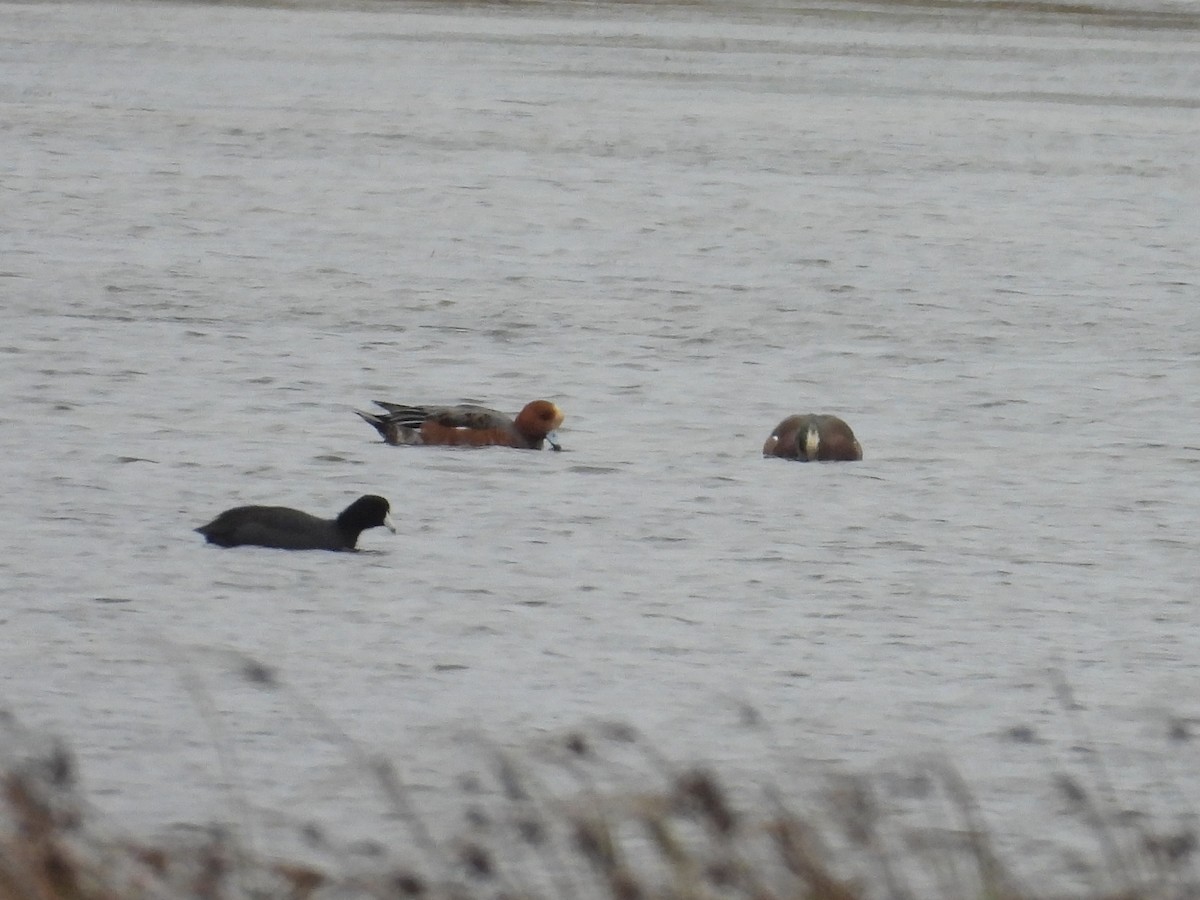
(762, 414), (863, 462)
(196, 495), (397, 550)
(355, 400), (563, 451)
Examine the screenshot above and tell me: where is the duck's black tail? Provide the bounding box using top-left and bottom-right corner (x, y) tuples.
(354, 408), (391, 441)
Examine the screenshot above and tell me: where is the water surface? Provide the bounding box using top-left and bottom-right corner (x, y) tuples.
(1, 0), (1198, 885)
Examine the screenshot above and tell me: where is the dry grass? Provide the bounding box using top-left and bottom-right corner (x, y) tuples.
(3, 673), (1199, 900)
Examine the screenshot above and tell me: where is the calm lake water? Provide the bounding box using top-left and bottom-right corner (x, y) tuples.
(2, 0), (1199, 888)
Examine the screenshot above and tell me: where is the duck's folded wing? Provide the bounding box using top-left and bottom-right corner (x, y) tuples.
(374, 403), (510, 431)
(370, 403), (434, 429)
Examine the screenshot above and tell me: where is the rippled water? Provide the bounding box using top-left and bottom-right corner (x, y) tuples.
(2, 0), (1199, 884)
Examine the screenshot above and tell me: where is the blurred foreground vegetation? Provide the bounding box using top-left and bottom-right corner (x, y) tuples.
(3, 687), (1198, 900)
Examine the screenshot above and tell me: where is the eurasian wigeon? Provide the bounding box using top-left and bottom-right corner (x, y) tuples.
(355, 400), (564, 451)
(196, 495), (397, 550)
(762, 414), (863, 462)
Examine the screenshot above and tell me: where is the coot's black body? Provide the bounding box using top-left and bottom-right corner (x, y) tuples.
(196, 495), (396, 550)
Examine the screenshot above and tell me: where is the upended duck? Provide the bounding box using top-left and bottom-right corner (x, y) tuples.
(762, 414), (862, 462)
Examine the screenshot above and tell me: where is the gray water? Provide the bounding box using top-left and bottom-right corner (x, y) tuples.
(2, 0), (1199, 885)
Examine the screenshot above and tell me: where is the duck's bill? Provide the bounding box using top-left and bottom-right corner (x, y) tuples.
(545, 431), (563, 451)
(383, 513), (398, 533)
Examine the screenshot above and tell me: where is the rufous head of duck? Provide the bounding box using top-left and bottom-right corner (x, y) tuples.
(763, 414), (862, 461)
(515, 400), (564, 451)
